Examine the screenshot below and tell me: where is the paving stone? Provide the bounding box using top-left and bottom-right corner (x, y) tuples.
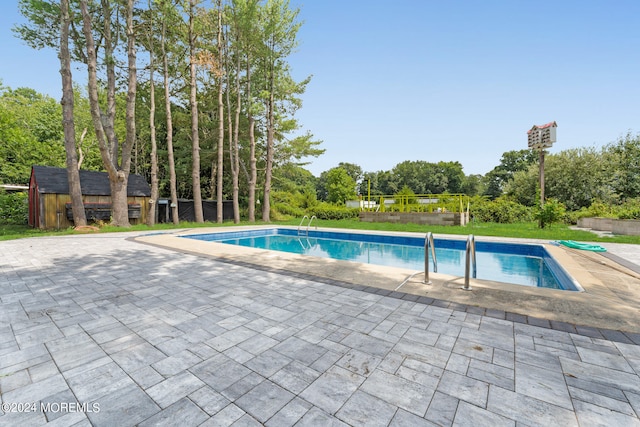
(244, 349), (292, 378)
(309, 350), (342, 372)
(272, 336), (327, 366)
(453, 401), (515, 426)
(235, 380), (295, 423)
(393, 338), (450, 369)
(270, 361), (321, 395)
(335, 349), (381, 377)
(2, 373), (69, 404)
(224, 345), (255, 364)
(446, 353), (470, 375)
(146, 370), (205, 408)
(294, 406), (350, 426)
(129, 365), (164, 390)
(39, 388), (79, 422)
(515, 346), (562, 370)
(191, 354), (252, 392)
(560, 357), (640, 394)
(360, 369), (433, 417)
(488, 386), (579, 427)
(14, 322), (63, 349)
(467, 358), (514, 391)
(573, 399), (640, 427)
(576, 346), (635, 373)
(187, 386), (229, 416)
(569, 386), (636, 416)
(516, 360), (573, 410)
(138, 397), (208, 427)
(85, 383), (160, 427)
(424, 390), (459, 426)
(299, 365), (364, 415)
(335, 390), (397, 427)
(28, 359), (60, 383)
(0, 343), (50, 375)
(221, 371), (265, 401)
(627, 391), (640, 418)
(110, 342), (166, 374)
(390, 408), (438, 426)
(237, 333), (280, 356)
(207, 326), (257, 352)
(0, 368), (31, 393)
(201, 403), (246, 426)
(46, 333), (108, 373)
(437, 370), (489, 408)
(264, 396), (311, 427)
(151, 350), (202, 377)
(66, 361), (135, 402)
(452, 338), (494, 363)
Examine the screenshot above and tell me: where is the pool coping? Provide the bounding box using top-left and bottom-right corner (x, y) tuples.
(133, 225), (640, 337)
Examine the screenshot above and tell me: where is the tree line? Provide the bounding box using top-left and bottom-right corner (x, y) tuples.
(12, 0), (321, 226)
(2, 81), (640, 222)
(4, 2), (639, 225)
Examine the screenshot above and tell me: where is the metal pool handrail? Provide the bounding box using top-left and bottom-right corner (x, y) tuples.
(463, 234), (477, 290)
(307, 215), (317, 234)
(298, 215), (309, 235)
(298, 215), (317, 236)
(424, 232), (437, 284)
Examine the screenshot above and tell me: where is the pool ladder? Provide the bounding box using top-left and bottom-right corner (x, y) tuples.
(424, 232), (437, 284)
(297, 215), (317, 236)
(423, 232), (477, 290)
(463, 234), (477, 290)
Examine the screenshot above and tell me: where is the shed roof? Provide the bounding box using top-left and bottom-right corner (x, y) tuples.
(31, 165), (151, 197)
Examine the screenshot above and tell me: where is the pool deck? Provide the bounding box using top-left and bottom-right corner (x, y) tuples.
(1, 227), (639, 426)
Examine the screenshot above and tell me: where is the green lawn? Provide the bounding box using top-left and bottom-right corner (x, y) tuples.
(3, 219), (640, 244)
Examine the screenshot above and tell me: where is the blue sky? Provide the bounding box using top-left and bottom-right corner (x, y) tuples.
(2, 0), (639, 177)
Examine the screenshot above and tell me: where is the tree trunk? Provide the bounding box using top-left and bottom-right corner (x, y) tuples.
(59, 0), (86, 228)
(162, 15), (179, 224)
(146, 0), (158, 226)
(216, 2), (224, 224)
(247, 55), (257, 222)
(262, 70), (274, 222)
(189, 0), (204, 223)
(231, 48), (241, 224)
(80, 0), (133, 227)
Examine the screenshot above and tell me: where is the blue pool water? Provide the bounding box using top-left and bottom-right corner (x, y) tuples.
(184, 229), (579, 291)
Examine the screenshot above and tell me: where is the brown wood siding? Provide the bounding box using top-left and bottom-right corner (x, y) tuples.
(38, 194), (151, 229)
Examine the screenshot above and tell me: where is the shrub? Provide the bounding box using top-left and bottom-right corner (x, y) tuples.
(617, 198), (640, 220)
(471, 197), (532, 223)
(308, 202), (359, 220)
(0, 191), (28, 225)
(533, 198), (566, 228)
(272, 202), (305, 219)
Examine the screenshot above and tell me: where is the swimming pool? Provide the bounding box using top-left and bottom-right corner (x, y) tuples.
(184, 228), (580, 291)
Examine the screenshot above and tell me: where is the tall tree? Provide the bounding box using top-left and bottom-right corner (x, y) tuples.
(80, 0), (137, 226)
(59, 0), (86, 227)
(483, 149), (538, 199)
(160, 0), (180, 224)
(215, 0), (224, 223)
(145, 0), (159, 226)
(189, 0), (204, 222)
(260, 0), (302, 221)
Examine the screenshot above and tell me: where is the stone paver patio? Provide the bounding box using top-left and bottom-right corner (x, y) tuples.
(1, 232), (640, 426)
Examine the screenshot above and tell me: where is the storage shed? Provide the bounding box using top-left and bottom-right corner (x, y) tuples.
(29, 165), (151, 229)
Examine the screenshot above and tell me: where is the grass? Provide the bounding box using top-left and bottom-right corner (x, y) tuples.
(3, 219), (640, 244)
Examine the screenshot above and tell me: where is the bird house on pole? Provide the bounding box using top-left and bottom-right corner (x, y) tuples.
(526, 121), (557, 225)
(527, 121), (557, 150)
